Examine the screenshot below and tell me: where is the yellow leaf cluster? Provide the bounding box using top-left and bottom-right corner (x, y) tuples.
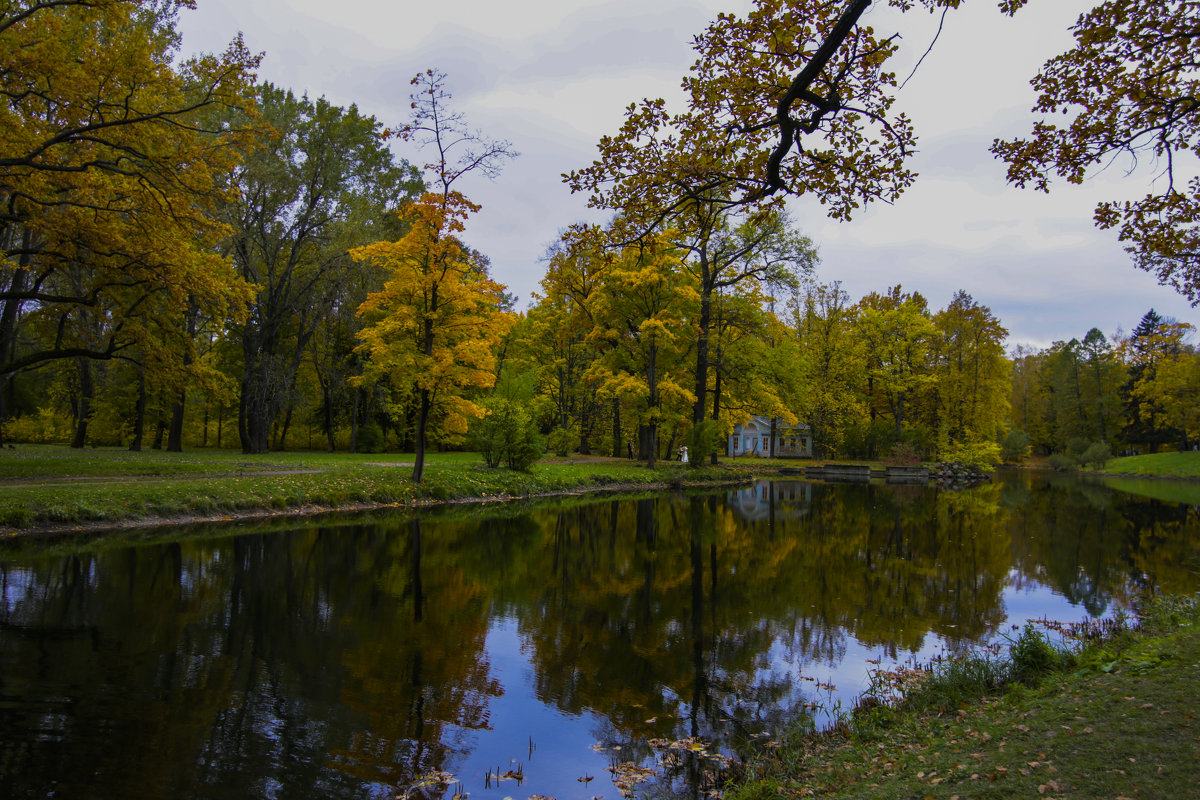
(1, 1), (260, 374)
(353, 191), (512, 435)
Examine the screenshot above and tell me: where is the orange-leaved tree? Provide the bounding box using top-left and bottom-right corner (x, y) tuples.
(353, 192), (512, 483)
(352, 69), (515, 482)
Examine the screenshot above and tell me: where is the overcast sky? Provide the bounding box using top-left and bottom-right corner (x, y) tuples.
(177, 0), (1197, 350)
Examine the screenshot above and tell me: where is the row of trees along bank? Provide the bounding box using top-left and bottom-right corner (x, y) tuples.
(3, 1), (1198, 478)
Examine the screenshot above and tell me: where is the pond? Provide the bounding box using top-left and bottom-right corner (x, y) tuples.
(1, 470), (1197, 799)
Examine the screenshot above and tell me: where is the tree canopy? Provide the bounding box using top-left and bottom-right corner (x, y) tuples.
(994, 0), (1200, 305)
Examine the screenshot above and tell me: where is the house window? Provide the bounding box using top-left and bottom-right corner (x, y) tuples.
(732, 435), (739, 452)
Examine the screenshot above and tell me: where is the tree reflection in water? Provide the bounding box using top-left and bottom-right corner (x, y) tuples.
(0, 470), (1196, 799)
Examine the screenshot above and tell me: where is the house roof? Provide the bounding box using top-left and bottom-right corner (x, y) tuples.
(731, 415), (811, 434)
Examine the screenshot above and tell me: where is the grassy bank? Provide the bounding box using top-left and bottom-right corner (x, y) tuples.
(1100, 451), (1200, 479)
(726, 594), (1200, 800)
(0, 445), (751, 532)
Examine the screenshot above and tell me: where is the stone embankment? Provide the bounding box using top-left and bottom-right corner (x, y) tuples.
(930, 460), (991, 488)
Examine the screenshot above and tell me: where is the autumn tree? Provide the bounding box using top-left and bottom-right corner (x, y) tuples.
(1077, 327), (1125, 443)
(675, 205), (817, 461)
(587, 233), (696, 468)
(853, 287), (937, 447)
(353, 70), (516, 483)
(994, 0), (1200, 304)
(1121, 311), (1194, 451)
(1008, 344), (1046, 449)
(354, 194), (510, 480)
(712, 289), (809, 457)
(792, 281), (866, 457)
(930, 291), (1010, 445)
(1009, 324), (1132, 454)
(533, 225), (615, 454)
(1131, 335), (1200, 450)
(219, 85), (419, 454)
(565, 0), (933, 238)
(0, 0), (259, 443)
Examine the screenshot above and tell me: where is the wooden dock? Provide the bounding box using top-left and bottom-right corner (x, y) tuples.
(802, 464), (871, 483)
(777, 464), (931, 485)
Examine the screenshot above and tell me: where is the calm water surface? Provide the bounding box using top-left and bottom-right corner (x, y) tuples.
(1, 470), (1197, 799)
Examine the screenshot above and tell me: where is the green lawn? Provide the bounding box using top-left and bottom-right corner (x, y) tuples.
(1101, 451), (1200, 479)
(0, 443), (478, 479)
(0, 445), (748, 531)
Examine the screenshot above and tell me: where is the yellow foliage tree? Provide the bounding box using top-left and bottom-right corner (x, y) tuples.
(0, 0), (259, 441)
(854, 287), (938, 443)
(791, 281), (866, 457)
(587, 233), (697, 468)
(1127, 322), (1200, 451)
(931, 290), (1010, 445)
(354, 69), (516, 481)
(354, 192), (511, 482)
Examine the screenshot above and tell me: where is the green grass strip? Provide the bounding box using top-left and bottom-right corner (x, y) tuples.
(0, 446), (749, 531)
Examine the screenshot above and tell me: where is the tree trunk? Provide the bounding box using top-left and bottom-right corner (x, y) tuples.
(70, 357), (93, 449)
(411, 296), (436, 482)
(693, 274), (712, 428)
(277, 397), (295, 450)
(413, 388), (430, 483)
(578, 402), (591, 455)
(239, 360), (277, 454)
(167, 390), (185, 452)
(0, 233), (32, 448)
(645, 337), (658, 469)
(152, 414), (166, 450)
(239, 340), (280, 454)
(710, 368), (723, 465)
(129, 366), (147, 452)
(769, 417), (777, 458)
(611, 397), (622, 458)
(167, 307), (197, 453)
(323, 383), (336, 452)
(350, 386), (360, 453)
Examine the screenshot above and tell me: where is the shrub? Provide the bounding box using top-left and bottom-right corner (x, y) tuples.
(470, 398), (545, 471)
(355, 422), (385, 453)
(1008, 625), (1071, 686)
(884, 441), (922, 466)
(547, 426), (574, 457)
(942, 438), (1001, 469)
(839, 418), (898, 460)
(1049, 439), (1111, 471)
(1047, 452), (1077, 471)
(1000, 428), (1031, 463)
(1065, 436), (1090, 461)
(901, 423), (935, 459)
(2, 408), (73, 444)
(504, 420), (544, 472)
(686, 419), (722, 467)
(1079, 440), (1112, 469)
